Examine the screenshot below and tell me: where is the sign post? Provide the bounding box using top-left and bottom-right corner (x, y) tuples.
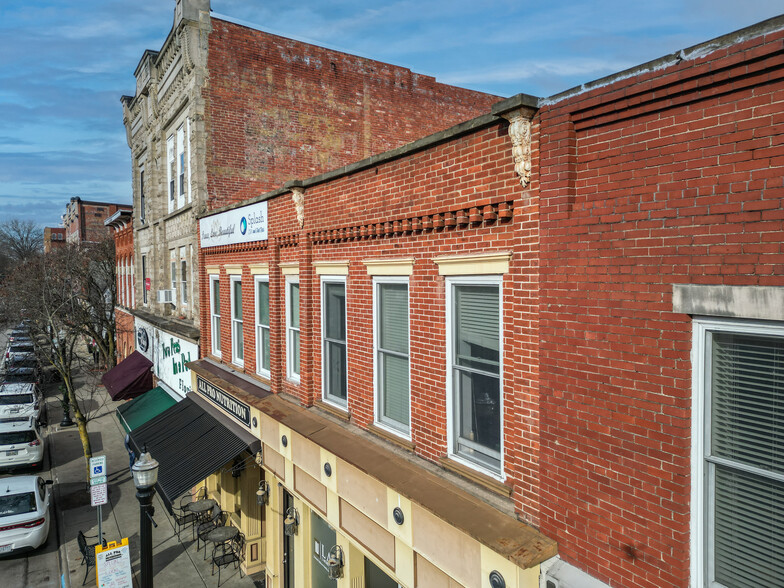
(89, 456), (108, 545)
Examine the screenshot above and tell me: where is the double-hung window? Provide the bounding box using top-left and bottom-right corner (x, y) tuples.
(230, 277), (244, 366)
(322, 278), (347, 407)
(447, 277), (502, 476)
(176, 124), (187, 209)
(167, 135), (176, 211)
(141, 255), (148, 305)
(286, 277), (300, 382)
(210, 276), (221, 357)
(692, 318), (784, 587)
(255, 277), (270, 378)
(374, 278), (409, 434)
(139, 166), (146, 223)
(179, 246), (188, 306)
(169, 249), (177, 306)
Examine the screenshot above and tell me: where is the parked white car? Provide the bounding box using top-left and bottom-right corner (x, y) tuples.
(0, 476), (52, 556)
(0, 419), (44, 470)
(0, 383), (42, 425)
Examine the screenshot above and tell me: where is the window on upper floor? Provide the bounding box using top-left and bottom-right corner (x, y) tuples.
(255, 276), (270, 378)
(286, 277), (300, 382)
(231, 276), (244, 367)
(141, 255), (148, 305)
(139, 166), (146, 223)
(374, 278), (409, 436)
(210, 275), (221, 357)
(179, 246), (188, 306)
(322, 277), (347, 407)
(692, 318), (784, 588)
(169, 249), (177, 307)
(167, 135), (176, 211)
(177, 124), (187, 209)
(447, 277), (502, 477)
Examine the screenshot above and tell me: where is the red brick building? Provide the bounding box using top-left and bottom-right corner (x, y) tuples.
(43, 227), (65, 253)
(130, 11), (784, 588)
(62, 197), (132, 245)
(105, 209), (135, 362)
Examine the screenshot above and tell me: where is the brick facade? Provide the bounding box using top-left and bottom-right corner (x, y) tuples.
(43, 227), (65, 253)
(62, 197), (132, 244)
(536, 22), (784, 588)
(106, 210), (135, 362)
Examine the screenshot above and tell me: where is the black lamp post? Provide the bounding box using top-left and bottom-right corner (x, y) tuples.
(132, 446), (159, 588)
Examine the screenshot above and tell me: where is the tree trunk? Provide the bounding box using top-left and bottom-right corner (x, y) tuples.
(63, 374), (92, 478)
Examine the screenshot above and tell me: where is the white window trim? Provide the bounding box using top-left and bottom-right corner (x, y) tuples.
(255, 275), (270, 379)
(209, 275), (221, 358)
(141, 254), (148, 306)
(286, 275), (301, 383)
(179, 247), (188, 308)
(321, 275), (348, 409)
(445, 275), (505, 481)
(690, 316), (784, 588)
(372, 276), (411, 439)
(166, 134), (175, 213)
(230, 275), (244, 367)
(139, 163), (146, 223)
(130, 258), (135, 308)
(176, 123), (186, 209)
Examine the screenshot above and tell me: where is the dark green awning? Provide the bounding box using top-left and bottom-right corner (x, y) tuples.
(116, 386), (177, 433)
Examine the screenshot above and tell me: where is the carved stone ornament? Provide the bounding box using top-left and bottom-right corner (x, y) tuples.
(501, 108), (533, 188)
(291, 187), (305, 229)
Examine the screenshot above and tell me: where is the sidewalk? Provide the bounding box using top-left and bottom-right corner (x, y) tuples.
(47, 362), (262, 588)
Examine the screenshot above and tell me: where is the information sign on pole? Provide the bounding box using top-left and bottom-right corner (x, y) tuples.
(89, 456), (107, 479)
(96, 538), (133, 588)
(90, 475), (107, 486)
(90, 483), (108, 507)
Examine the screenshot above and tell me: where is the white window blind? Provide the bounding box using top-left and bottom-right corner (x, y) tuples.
(709, 332), (784, 587)
(377, 282), (409, 431)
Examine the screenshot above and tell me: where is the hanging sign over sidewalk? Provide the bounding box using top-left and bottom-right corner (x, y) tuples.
(96, 538), (133, 588)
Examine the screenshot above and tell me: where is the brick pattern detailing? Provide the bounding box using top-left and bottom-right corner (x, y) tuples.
(537, 27), (784, 588)
(203, 19), (502, 210)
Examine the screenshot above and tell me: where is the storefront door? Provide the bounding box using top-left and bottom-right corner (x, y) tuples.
(310, 511), (337, 588)
(283, 490), (295, 588)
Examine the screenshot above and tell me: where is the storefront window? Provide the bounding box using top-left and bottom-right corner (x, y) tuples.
(365, 557), (401, 588)
(310, 512), (337, 588)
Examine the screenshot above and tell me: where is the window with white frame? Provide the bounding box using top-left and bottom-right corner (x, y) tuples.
(692, 318), (784, 588)
(255, 277), (270, 378)
(169, 249), (177, 306)
(142, 255), (148, 305)
(286, 277), (300, 381)
(448, 277), (502, 476)
(167, 135), (176, 211)
(231, 277), (244, 366)
(130, 258), (134, 308)
(210, 275), (221, 357)
(322, 277), (347, 406)
(179, 246), (188, 306)
(177, 124), (187, 209)
(139, 165), (146, 223)
(374, 278), (409, 434)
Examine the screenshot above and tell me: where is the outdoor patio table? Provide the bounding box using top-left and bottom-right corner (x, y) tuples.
(205, 525), (239, 546)
(186, 498), (217, 516)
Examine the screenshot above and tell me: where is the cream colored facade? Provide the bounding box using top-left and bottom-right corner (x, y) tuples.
(189, 366), (554, 588)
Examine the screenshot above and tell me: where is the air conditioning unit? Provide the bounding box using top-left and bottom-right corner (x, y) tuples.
(157, 289), (176, 304)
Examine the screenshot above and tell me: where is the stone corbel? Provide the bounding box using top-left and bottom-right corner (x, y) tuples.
(501, 107), (535, 188)
(289, 183), (305, 229)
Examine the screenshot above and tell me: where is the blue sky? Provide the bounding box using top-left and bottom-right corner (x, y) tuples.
(0, 0), (782, 228)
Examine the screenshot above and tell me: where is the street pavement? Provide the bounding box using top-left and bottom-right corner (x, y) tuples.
(1, 333), (263, 588)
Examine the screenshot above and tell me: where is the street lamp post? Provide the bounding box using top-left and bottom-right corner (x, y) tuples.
(131, 446), (159, 588)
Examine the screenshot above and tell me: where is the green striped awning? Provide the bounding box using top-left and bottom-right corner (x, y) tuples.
(116, 386), (177, 433)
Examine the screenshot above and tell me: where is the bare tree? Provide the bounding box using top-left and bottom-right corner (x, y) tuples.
(1, 246), (93, 474)
(0, 219), (43, 265)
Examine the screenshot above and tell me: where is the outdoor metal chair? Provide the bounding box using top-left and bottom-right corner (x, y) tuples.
(211, 532), (246, 586)
(76, 530), (101, 586)
(196, 506), (228, 554)
(172, 487), (207, 539)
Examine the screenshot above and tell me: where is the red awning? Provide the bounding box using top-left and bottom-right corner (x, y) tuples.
(101, 351), (153, 401)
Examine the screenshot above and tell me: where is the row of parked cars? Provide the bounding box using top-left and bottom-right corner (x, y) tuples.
(0, 322), (52, 555)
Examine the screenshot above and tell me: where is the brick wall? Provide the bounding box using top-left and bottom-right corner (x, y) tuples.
(203, 19), (503, 210)
(116, 308), (135, 362)
(537, 27), (784, 588)
(199, 119), (544, 520)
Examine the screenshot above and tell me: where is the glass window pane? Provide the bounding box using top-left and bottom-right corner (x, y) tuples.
(381, 352), (409, 427)
(292, 330), (300, 375)
(325, 340), (347, 401)
(379, 283), (408, 354)
(212, 280), (220, 314)
(455, 285), (499, 373)
(257, 282), (269, 325)
(261, 327), (270, 371)
(290, 283), (299, 328)
(456, 369), (500, 454)
(324, 282), (345, 341)
(234, 324), (243, 358)
(233, 281), (242, 320)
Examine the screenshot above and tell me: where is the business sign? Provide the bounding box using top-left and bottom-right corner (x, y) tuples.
(91, 483), (108, 507)
(200, 200), (268, 248)
(196, 375), (251, 427)
(96, 538), (133, 588)
(134, 318), (197, 398)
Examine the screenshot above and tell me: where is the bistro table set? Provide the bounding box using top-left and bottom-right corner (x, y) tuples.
(170, 488), (247, 585)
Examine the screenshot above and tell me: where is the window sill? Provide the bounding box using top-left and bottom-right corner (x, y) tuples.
(439, 456), (511, 498)
(367, 423), (415, 451)
(314, 400), (350, 422)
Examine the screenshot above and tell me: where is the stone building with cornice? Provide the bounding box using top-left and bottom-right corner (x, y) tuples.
(120, 0), (500, 401)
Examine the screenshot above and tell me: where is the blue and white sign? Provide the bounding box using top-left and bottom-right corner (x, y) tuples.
(90, 455), (107, 478)
(200, 200), (268, 248)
